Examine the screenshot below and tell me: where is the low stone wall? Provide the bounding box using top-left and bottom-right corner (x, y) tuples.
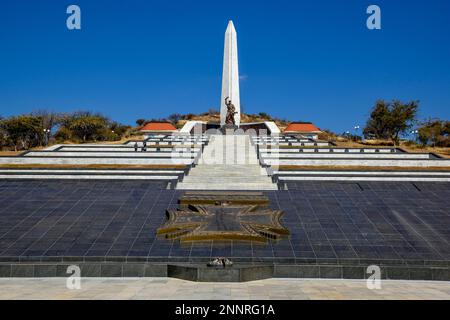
(256, 142), (330, 147)
(261, 153), (432, 159)
(58, 147), (201, 152)
(23, 151), (198, 158)
(263, 158), (450, 167)
(0, 157), (195, 165)
(260, 148), (395, 153)
(278, 176), (450, 182)
(274, 170), (450, 176)
(0, 174), (180, 180)
(125, 141), (207, 146)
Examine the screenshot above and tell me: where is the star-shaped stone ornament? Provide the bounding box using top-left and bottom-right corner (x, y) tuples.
(157, 192), (289, 243)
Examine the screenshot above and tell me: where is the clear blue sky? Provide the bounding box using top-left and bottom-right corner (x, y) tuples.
(1, 0), (449, 133)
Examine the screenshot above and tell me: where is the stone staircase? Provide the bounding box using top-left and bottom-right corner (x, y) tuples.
(177, 134), (278, 190)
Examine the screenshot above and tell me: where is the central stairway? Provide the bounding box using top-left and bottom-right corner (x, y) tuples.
(176, 134), (278, 190)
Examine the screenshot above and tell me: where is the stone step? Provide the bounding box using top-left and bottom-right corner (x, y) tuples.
(176, 134), (277, 190)
(182, 177), (272, 182)
(185, 170), (268, 175)
(184, 175), (269, 178)
(185, 175), (268, 179)
(176, 183), (278, 190)
(189, 166), (262, 169)
(187, 169), (265, 174)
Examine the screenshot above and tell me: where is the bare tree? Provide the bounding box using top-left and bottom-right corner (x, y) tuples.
(32, 109), (62, 145)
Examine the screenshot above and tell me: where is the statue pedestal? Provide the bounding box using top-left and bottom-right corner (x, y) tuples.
(220, 124), (239, 135)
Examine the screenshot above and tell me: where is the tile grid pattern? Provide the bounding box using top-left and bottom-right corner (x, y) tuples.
(0, 180), (449, 269)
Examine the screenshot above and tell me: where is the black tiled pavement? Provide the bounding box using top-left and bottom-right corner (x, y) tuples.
(0, 180), (449, 268)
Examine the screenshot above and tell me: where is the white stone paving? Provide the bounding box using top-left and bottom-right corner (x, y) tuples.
(0, 158), (194, 165)
(0, 169), (185, 174)
(24, 151), (197, 158)
(261, 153), (432, 159)
(58, 147), (200, 152)
(0, 278), (449, 300)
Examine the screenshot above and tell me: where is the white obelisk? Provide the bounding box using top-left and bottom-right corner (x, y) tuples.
(220, 20), (240, 127)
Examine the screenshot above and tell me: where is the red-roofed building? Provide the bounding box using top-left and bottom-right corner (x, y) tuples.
(284, 122), (322, 139)
(140, 122), (177, 134)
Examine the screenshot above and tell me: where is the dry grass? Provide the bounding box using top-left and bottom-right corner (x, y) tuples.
(58, 136), (146, 145)
(0, 151), (23, 156)
(400, 145), (450, 158)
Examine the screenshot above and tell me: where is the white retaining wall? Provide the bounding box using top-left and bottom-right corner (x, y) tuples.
(263, 159), (450, 167)
(24, 152), (198, 158)
(260, 153), (432, 159)
(0, 158), (194, 165)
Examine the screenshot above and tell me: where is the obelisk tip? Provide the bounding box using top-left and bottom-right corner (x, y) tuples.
(226, 20), (236, 33)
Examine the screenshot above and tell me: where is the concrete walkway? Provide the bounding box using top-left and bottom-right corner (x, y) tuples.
(1, 278), (449, 300)
(177, 134), (277, 190)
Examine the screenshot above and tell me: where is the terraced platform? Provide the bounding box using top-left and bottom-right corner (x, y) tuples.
(1, 134), (449, 186)
(252, 135), (450, 183)
(0, 180), (449, 280)
(0, 133), (449, 281)
(0, 135), (211, 186)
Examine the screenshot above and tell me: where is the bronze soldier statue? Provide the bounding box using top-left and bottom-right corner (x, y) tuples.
(224, 97), (238, 125)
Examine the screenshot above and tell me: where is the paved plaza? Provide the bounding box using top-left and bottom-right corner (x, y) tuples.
(0, 278), (449, 300)
(0, 179), (449, 282)
(1, 180), (449, 266)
